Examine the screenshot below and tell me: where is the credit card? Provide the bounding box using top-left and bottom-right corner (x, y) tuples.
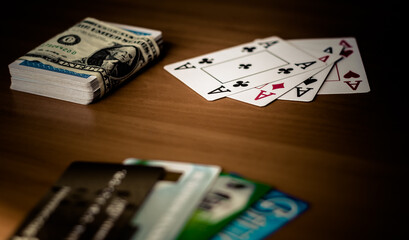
(212, 189), (309, 240)
(123, 158), (221, 240)
(177, 173), (271, 240)
(9, 161), (165, 240)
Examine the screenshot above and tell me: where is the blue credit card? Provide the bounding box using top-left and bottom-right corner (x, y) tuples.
(211, 189), (308, 240)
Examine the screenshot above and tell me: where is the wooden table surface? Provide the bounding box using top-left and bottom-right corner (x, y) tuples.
(0, 0), (406, 239)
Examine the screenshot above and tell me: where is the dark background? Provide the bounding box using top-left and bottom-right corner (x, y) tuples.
(0, 0), (406, 239)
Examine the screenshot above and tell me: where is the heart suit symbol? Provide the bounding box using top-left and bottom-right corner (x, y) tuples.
(343, 70), (360, 79)
(340, 49), (353, 57)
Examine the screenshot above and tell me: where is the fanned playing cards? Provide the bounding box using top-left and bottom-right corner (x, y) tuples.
(164, 37), (370, 106)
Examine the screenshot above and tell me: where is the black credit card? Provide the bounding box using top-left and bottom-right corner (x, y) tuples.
(9, 161), (165, 240)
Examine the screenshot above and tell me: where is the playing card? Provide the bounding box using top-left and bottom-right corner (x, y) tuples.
(228, 38), (342, 106)
(278, 38), (346, 102)
(177, 173), (270, 240)
(318, 37), (370, 94)
(212, 189), (309, 240)
(278, 63), (337, 102)
(123, 158), (221, 240)
(164, 36), (326, 101)
(9, 161), (165, 240)
(289, 38), (344, 65)
(227, 68), (324, 106)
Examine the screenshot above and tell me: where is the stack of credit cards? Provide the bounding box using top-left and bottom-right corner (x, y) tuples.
(9, 159), (308, 240)
(164, 37), (370, 106)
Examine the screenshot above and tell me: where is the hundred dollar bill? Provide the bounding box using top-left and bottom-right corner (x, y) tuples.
(17, 17), (160, 100)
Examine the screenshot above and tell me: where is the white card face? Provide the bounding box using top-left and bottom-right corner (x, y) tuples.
(228, 67), (324, 106)
(278, 63), (335, 102)
(228, 39), (342, 106)
(278, 38), (345, 102)
(288, 38), (343, 64)
(202, 51), (287, 83)
(164, 36), (326, 101)
(318, 37), (370, 94)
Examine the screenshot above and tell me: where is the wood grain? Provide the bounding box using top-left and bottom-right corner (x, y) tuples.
(0, 0), (406, 239)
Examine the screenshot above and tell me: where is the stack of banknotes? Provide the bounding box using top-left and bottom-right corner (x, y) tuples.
(8, 18), (162, 104)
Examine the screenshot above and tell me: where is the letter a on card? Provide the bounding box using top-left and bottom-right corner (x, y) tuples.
(255, 90), (274, 100)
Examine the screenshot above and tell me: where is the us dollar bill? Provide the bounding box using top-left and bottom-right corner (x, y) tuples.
(19, 17), (160, 99)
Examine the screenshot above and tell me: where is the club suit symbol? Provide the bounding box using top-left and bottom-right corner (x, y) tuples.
(233, 81), (249, 87)
(238, 64), (252, 69)
(199, 58), (214, 64)
(242, 46), (256, 52)
(278, 68), (293, 74)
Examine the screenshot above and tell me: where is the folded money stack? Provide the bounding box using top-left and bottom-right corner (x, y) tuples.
(8, 18), (162, 104)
